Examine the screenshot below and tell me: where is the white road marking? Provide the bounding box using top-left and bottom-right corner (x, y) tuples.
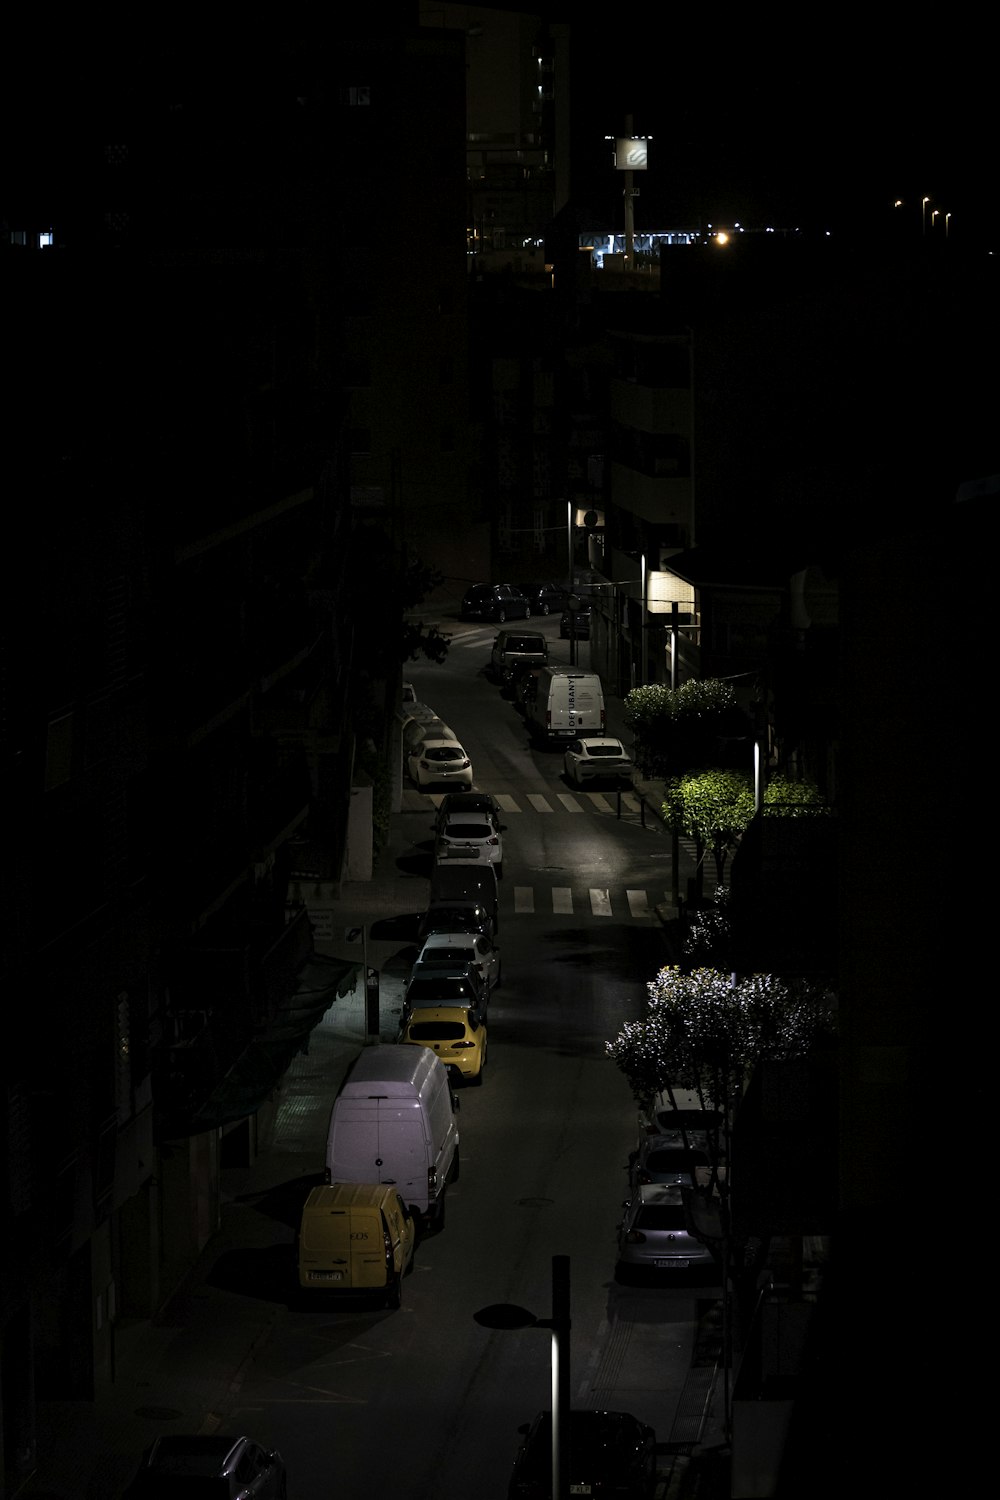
(552, 887), (574, 914)
(626, 889), (649, 918)
(590, 889), (613, 916)
(514, 886), (535, 913)
(556, 793), (585, 812)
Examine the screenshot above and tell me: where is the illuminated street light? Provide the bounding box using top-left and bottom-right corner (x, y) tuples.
(922, 196), (930, 235)
(474, 1256), (571, 1500)
(945, 212), (952, 239)
(931, 209), (940, 231)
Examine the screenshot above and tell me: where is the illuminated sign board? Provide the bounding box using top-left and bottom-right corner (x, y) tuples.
(615, 137), (648, 171)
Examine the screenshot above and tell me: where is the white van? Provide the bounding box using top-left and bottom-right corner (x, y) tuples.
(326, 1045), (460, 1226)
(525, 667), (605, 744)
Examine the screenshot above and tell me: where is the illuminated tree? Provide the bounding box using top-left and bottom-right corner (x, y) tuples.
(662, 769), (828, 890)
(607, 965), (835, 1190)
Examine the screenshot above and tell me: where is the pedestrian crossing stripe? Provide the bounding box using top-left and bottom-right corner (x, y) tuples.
(404, 789), (645, 817)
(511, 887), (670, 918)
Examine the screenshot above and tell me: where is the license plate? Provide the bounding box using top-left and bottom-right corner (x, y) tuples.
(570, 1486), (592, 1495)
(308, 1270), (343, 1281)
(655, 1258), (688, 1270)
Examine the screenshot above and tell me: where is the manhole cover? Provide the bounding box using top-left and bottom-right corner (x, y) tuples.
(133, 1406), (182, 1420)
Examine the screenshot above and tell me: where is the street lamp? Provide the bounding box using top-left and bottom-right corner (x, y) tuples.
(931, 208), (940, 231)
(922, 196), (930, 235)
(474, 1255), (571, 1500)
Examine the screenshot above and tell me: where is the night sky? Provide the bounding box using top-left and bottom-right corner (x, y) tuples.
(562, 11), (996, 251)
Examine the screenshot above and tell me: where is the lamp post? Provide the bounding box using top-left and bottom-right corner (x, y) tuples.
(921, 195), (930, 235)
(474, 1255), (571, 1499)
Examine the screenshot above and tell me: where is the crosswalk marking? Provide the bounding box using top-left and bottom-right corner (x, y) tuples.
(514, 886), (535, 913)
(590, 889), (612, 917)
(626, 889), (649, 918)
(556, 793), (585, 813)
(553, 887), (574, 914)
(400, 787), (649, 819)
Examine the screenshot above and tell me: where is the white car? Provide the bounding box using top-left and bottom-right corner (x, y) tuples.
(407, 738), (474, 789)
(563, 735), (634, 787)
(434, 810), (503, 876)
(413, 930), (501, 993)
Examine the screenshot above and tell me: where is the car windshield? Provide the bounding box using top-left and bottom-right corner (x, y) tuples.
(635, 1204), (688, 1230)
(130, 1480), (230, 1500)
(587, 743), (625, 757)
(645, 1149), (708, 1172)
(408, 1021), (469, 1040)
(407, 978), (479, 1001)
(424, 745), (465, 762)
(440, 823), (492, 841)
(503, 637), (542, 652)
(423, 906), (489, 932)
(420, 949), (474, 966)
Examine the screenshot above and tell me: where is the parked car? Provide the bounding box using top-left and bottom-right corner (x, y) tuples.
(407, 738), (474, 789)
(616, 1183), (717, 1278)
(398, 1003), (487, 1085)
(297, 1183), (415, 1309)
(435, 809), (504, 877)
(123, 1436), (287, 1500)
(433, 790), (503, 836)
(403, 962), (488, 1019)
(517, 580), (567, 616)
(402, 713), (457, 752)
(563, 736), (634, 787)
(507, 1409), (656, 1499)
(461, 582), (531, 622)
(638, 1087), (723, 1140)
(413, 930), (501, 993)
(490, 629), (548, 685)
(628, 1133), (712, 1192)
(560, 603), (593, 638)
(416, 900), (496, 947)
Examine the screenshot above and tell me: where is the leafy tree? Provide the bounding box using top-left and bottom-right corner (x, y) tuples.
(623, 678), (750, 775)
(607, 965), (836, 1198)
(662, 769), (828, 893)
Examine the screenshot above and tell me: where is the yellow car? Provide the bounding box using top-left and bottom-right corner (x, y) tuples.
(398, 1004), (487, 1085)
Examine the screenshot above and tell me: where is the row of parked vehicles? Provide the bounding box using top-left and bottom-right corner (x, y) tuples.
(486, 627), (635, 785)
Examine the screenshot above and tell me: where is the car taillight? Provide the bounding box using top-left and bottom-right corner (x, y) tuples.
(625, 1230), (646, 1244)
(384, 1230), (393, 1270)
(637, 1170), (652, 1184)
(487, 835), (498, 845)
(428, 1165), (438, 1192)
(452, 1040), (474, 1048)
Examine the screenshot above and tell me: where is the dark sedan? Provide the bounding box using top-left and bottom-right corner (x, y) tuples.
(508, 1410), (657, 1498)
(124, 1436), (287, 1500)
(517, 580), (567, 615)
(461, 583), (531, 622)
(560, 604), (593, 638)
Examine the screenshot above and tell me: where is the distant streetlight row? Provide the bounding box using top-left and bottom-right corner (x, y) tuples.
(914, 195), (951, 237)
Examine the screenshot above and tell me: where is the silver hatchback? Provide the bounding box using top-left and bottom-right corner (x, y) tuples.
(616, 1184), (716, 1277)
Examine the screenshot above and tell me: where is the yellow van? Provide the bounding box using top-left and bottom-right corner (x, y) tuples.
(297, 1183), (416, 1309)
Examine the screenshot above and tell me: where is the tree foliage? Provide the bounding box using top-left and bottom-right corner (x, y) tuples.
(662, 770), (828, 883)
(622, 678), (750, 775)
(607, 965), (836, 1190)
